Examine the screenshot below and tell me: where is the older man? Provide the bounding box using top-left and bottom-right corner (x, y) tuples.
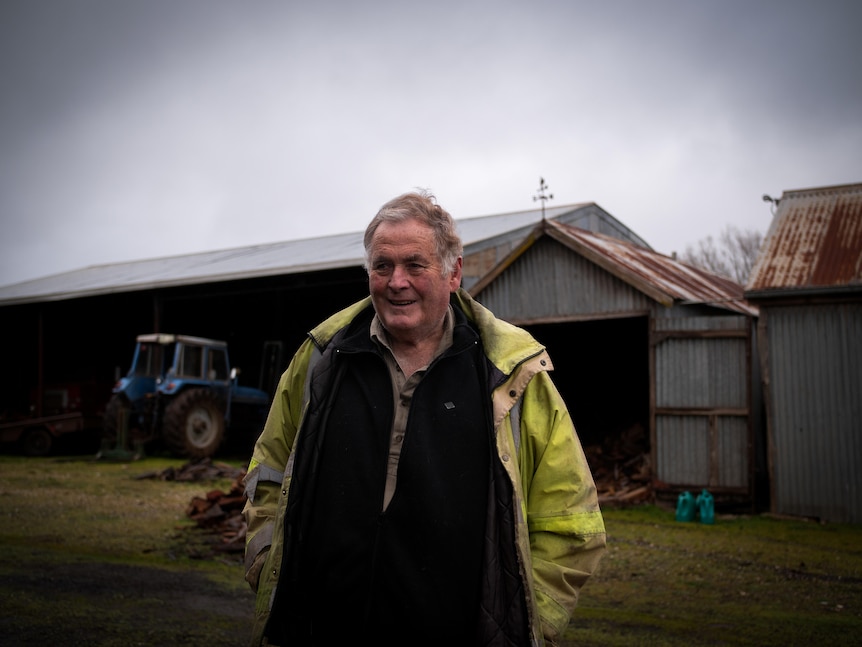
(243, 191), (606, 646)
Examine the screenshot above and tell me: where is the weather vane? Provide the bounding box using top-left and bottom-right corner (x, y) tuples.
(533, 177), (554, 219)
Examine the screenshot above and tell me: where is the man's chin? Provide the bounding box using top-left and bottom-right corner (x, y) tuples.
(381, 315), (414, 332)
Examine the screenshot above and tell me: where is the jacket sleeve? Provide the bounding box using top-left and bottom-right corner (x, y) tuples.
(241, 339), (314, 590)
(519, 370), (607, 644)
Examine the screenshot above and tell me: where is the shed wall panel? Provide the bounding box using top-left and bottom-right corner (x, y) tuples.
(656, 415), (709, 485)
(766, 303), (862, 522)
(477, 238), (652, 322)
(656, 338), (748, 408)
(717, 416), (750, 488)
(655, 414), (749, 489)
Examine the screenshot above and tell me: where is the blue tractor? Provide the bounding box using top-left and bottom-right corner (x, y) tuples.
(103, 334), (271, 459)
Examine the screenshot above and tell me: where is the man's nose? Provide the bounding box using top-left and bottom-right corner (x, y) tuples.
(389, 264), (410, 287)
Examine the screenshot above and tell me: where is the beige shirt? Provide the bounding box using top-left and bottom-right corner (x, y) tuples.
(370, 307), (455, 511)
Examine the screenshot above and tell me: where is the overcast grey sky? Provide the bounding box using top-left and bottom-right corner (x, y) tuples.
(1, 0), (860, 286)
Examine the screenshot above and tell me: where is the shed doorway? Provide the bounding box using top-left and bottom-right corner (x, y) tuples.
(526, 316), (649, 446)
(525, 316), (651, 499)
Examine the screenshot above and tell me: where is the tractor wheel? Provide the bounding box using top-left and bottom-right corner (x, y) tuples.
(163, 389), (226, 459)
(21, 427), (52, 457)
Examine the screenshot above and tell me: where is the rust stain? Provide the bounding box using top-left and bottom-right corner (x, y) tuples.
(748, 183), (862, 292)
(810, 199), (862, 285)
(549, 219), (755, 315)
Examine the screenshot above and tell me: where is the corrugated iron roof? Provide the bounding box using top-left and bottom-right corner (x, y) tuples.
(474, 218), (757, 315)
(0, 203), (597, 306)
(0, 230), (367, 306)
(746, 182), (862, 297)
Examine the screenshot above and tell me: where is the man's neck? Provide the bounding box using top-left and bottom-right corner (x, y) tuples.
(371, 309), (454, 378)
(389, 335), (442, 378)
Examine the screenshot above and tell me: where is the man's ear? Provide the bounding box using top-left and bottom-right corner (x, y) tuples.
(449, 256), (463, 291)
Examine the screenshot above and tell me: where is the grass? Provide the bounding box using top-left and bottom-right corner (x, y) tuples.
(563, 506), (862, 646)
(0, 455), (236, 559)
(0, 453), (254, 646)
(1, 454), (861, 645)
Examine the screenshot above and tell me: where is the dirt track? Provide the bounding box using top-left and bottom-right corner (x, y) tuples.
(1, 555), (255, 646)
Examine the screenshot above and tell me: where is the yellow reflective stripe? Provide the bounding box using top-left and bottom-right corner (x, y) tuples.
(527, 510), (606, 536)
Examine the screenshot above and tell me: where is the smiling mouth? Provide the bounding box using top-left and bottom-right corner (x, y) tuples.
(390, 299), (415, 306)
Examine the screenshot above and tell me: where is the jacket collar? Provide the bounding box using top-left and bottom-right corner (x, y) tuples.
(307, 288), (546, 377)
(451, 289), (547, 376)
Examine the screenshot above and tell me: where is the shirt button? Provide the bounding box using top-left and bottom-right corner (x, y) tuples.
(501, 454), (510, 462)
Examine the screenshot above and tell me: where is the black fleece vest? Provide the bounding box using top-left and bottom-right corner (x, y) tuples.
(279, 308), (492, 645)
(272, 305), (530, 646)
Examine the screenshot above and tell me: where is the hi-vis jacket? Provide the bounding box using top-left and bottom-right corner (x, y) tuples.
(242, 288), (607, 646)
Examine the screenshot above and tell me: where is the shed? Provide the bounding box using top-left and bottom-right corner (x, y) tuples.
(745, 182), (862, 523)
(472, 218), (761, 505)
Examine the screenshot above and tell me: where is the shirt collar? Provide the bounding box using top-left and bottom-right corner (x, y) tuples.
(370, 305), (455, 359)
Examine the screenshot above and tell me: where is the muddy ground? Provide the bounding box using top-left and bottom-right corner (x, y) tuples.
(1, 552), (255, 646)
(3, 454), (861, 646)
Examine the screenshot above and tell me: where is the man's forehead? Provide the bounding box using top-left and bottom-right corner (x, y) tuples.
(369, 220), (441, 259)
(370, 248), (434, 262)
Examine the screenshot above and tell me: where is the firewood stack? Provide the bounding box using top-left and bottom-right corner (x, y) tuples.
(184, 470), (249, 554)
(584, 422), (653, 507)
(136, 459), (250, 556)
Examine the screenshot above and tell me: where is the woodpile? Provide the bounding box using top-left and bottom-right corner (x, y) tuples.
(185, 471), (248, 555)
(585, 422), (654, 507)
(136, 459), (249, 557)
(134, 458), (246, 482)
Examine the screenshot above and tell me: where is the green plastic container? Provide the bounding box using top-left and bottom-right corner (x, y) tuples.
(696, 489), (715, 525)
(675, 491), (696, 522)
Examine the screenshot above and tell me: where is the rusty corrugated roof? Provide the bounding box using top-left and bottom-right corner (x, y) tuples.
(537, 219), (757, 315)
(746, 182), (862, 296)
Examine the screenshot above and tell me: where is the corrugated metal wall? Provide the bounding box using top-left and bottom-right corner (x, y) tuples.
(475, 238), (652, 323)
(764, 302), (862, 523)
(652, 315), (752, 494)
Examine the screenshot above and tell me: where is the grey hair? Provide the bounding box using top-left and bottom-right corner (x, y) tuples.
(363, 190), (463, 275)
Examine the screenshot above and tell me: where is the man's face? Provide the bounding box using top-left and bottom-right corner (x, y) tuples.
(367, 218), (462, 345)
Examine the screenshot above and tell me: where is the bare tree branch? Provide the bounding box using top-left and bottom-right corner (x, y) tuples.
(681, 225), (763, 284)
